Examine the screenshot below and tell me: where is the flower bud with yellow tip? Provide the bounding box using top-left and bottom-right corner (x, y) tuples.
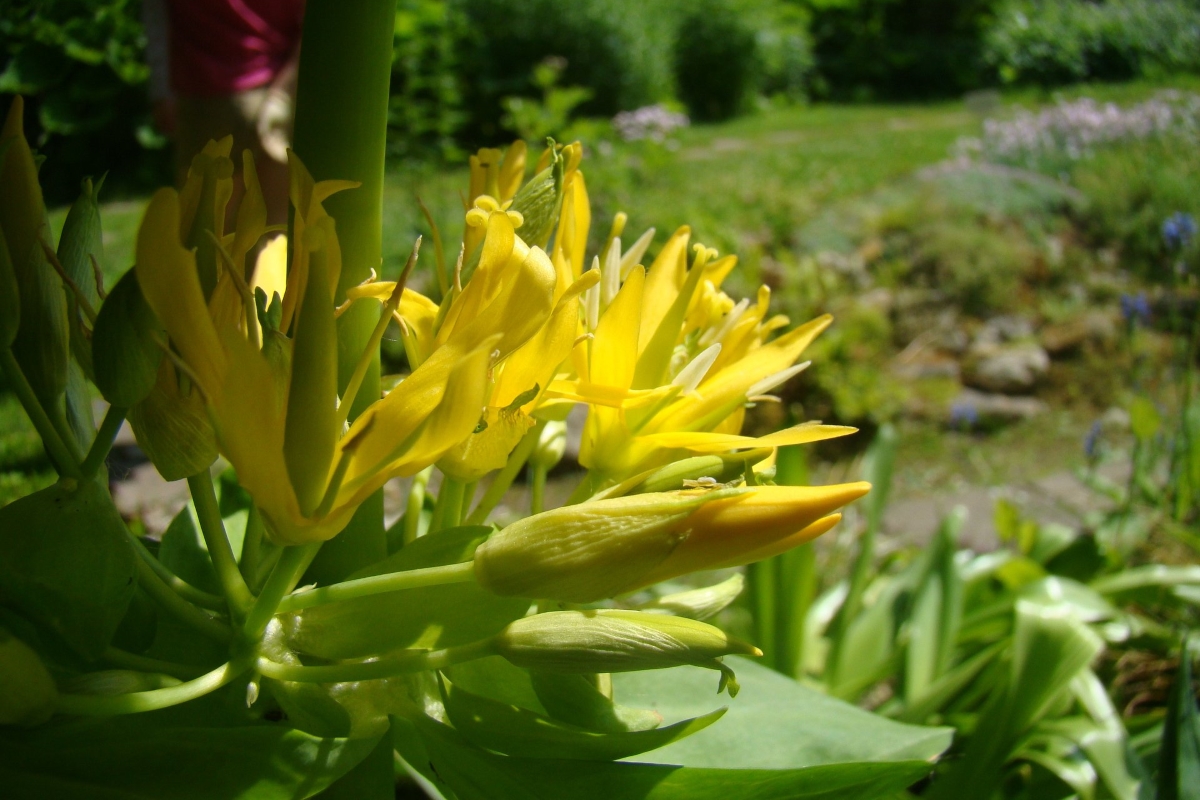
(493, 609), (760, 696)
(474, 482), (869, 603)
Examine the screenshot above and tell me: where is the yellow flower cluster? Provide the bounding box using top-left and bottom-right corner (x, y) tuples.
(131, 136), (867, 592)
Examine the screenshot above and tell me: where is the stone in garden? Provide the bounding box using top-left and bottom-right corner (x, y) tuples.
(948, 388), (1048, 425)
(964, 343), (1050, 394)
(1040, 312), (1118, 355)
(973, 314), (1034, 347)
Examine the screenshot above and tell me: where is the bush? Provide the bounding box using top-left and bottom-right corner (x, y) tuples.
(388, 0), (469, 161)
(0, 0), (168, 203)
(673, 0), (761, 121)
(453, 0), (674, 140)
(803, 0), (1001, 100)
(986, 0), (1200, 87)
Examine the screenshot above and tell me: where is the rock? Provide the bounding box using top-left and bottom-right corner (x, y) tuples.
(892, 352), (961, 381)
(947, 388), (1048, 427)
(964, 343), (1050, 394)
(973, 314), (1034, 348)
(1040, 312), (1118, 355)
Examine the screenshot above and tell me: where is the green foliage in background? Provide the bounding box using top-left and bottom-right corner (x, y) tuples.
(986, 0), (1200, 88)
(801, 0), (1002, 100)
(0, 0), (168, 203)
(389, 0), (468, 161)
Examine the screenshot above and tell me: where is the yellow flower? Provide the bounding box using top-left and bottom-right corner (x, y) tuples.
(345, 143), (595, 481)
(134, 140), (495, 544)
(555, 218), (854, 484)
(474, 482), (869, 603)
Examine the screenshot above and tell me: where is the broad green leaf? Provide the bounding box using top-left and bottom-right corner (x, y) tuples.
(1092, 566), (1200, 596)
(905, 573), (944, 704)
(411, 715), (934, 800)
(311, 725), (396, 800)
(531, 671), (664, 733)
(613, 660), (953, 769)
(285, 526), (528, 658)
(830, 574), (904, 699)
(442, 677), (724, 761)
(0, 479), (135, 661)
(0, 715), (379, 800)
(1157, 647), (1200, 800)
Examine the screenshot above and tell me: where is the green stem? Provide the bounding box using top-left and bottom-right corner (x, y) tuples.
(103, 647), (206, 680)
(530, 464), (547, 515)
(257, 639), (493, 683)
(438, 478), (465, 531)
(128, 530), (226, 611)
(240, 506), (266, 591)
(0, 347), (81, 477)
(187, 473), (254, 616)
(243, 543), (321, 640)
(133, 554), (232, 643)
(292, 0), (394, 583)
(81, 404), (126, 478)
(277, 560), (476, 613)
(465, 424), (540, 525)
(56, 661), (244, 716)
(403, 467), (431, 545)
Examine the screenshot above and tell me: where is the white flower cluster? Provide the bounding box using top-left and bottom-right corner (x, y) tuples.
(957, 91), (1200, 168)
(612, 104), (690, 142)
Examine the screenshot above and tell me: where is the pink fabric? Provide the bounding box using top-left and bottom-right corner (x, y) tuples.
(167, 0), (305, 96)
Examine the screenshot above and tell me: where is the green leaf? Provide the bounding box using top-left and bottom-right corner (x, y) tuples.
(311, 724), (396, 800)
(531, 671), (664, 733)
(613, 660), (953, 768)
(1157, 645), (1200, 800)
(409, 715), (934, 800)
(0, 478), (135, 661)
(1092, 565), (1200, 596)
(0, 715), (378, 800)
(92, 267), (164, 407)
(1130, 397), (1162, 443)
(286, 526), (528, 658)
(442, 676), (724, 761)
(0, 44), (70, 94)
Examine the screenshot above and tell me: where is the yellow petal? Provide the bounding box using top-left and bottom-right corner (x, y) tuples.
(635, 422), (857, 454)
(251, 235), (288, 303)
(210, 328), (301, 537)
(499, 140), (527, 201)
(591, 265), (644, 389)
(545, 379), (671, 409)
(231, 150), (268, 267)
(135, 189), (226, 394)
(492, 269), (597, 409)
(638, 226), (690, 354)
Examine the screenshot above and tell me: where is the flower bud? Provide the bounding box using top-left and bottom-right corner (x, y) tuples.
(57, 176), (105, 375)
(92, 268), (164, 408)
(0, 97), (69, 406)
(494, 609), (759, 695)
(0, 628), (56, 726)
(601, 450), (772, 498)
(0, 223), (19, 348)
(509, 152), (563, 249)
(474, 483), (868, 603)
(127, 359), (219, 480)
(637, 573), (745, 621)
(60, 669), (181, 696)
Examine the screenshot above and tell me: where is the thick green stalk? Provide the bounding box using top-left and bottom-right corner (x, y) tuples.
(258, 639), (493, 683)
(187, 473), (254, 616)
(292, 0), (394, 585)
(0, 347), (80, 477)
(277, 560), (475, 613)
(81, 404), (125, 478)
(56, 661), (244, 716)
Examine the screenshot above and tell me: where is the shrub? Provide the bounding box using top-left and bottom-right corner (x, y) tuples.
(673, 0), (761, 121)
(0, 0), (168, 203)
(388, 0), (469, 161)
(802, 0), (1001, 100)
(453, 0), (674, 140)
(985, 0), (1200, 87)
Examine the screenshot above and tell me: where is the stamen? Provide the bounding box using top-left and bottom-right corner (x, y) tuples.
(620, 227), (655, 279)
(671, 344), (722, 395)
(747, 361), (810, 398)
(699, 298), (749, 347)
(601, 237), (622, 307)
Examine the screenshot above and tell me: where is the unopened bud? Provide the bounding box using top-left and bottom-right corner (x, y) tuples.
(494, 609), (759, 696)
(604, 450), (772, 498)
(0, 627), (56, 725)
(58, 176), (106, 374)
(637, 573), (745, 621)
(127, 360), (218, 481)
(509, 153), (563, 248)
(60, 669), (181, 696)
(475, 483), (867, 603)
(0, 223), (18, 347)
(92, 268), (164, 407)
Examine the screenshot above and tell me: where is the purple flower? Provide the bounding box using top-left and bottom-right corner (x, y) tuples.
(949, 402), (979, 430)
(1120, 292), (1151, 326)
(1084, 420), (1101, 459)
(1163, 212), (1197, 251)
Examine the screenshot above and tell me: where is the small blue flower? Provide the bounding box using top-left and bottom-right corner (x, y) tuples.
(1120, 292), (1151, 326)
(1163, 212), (1197, 251)
(949, 402), (979, 430)
(1084, 420), (1101, 459)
